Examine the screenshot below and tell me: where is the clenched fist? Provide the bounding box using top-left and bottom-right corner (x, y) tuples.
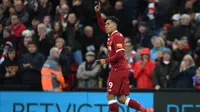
(94, 3), (101, 13)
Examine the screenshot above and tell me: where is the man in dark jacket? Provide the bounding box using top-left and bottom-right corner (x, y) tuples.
(6, 0), (29, 25)
(20, 41), (46, 90)
(152, 48), (178, 90)
(167, 14), (197, 49)
(134, 22), (153, 48)
(37, 23), (55, 57)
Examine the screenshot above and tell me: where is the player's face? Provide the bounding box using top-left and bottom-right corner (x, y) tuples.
(105, 20), (116, 34)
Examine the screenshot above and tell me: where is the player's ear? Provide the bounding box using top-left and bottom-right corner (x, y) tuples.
(114, 24), (117, 29)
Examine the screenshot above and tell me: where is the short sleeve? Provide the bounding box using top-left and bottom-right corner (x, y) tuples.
(113, 34), (125, 53)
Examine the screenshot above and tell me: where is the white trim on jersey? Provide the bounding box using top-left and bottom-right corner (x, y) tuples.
(108, 30), (118, 37)
(125, 98), (131, 105)
(108, 100), (117, 105)
(116, 49), (125, 53)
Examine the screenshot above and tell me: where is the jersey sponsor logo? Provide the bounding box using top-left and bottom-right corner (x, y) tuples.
(116, 44), (123, 48)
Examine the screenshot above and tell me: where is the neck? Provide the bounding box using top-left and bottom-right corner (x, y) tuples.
(109, 30), (118, 36)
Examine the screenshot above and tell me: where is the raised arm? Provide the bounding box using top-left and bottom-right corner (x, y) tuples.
(95, 3), (106, 33)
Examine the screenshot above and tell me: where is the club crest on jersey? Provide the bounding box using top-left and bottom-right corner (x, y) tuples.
(116, 44), (123, 48)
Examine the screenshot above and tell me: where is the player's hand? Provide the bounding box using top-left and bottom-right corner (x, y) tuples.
(96, 59), (106, 65)
(95, 2), (101, 13)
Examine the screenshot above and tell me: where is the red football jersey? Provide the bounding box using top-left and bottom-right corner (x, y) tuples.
(107, 31), (128, 69)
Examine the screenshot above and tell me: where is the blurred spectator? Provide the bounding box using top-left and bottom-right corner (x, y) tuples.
(193, 67), (200, 89)
(14, 0), (30, 25)
(55, 3), (69, 22)
(55, 38), (72, 80)
(41, 47), (66, 92)
(152, 48), (178, 90)
(0, 0), (11, 24)
(171, 14), (181, 27)
(55, 38), (74, 90)
(29, 17), (41, 31)
(113, 0), (129, 36)
(0, 48), (20, 85)
(0, 23), (3, 39)
(125, 41), (136, 73)
(43, 15), (52, 33)
(140, 0), (167, 35)
(37, 0), (52, 21)
(20, 41), (45, 90)
(135, 21), (153, 48)
(179, 0), (193, 14)
(133, 46), (143, 63)
(9, 14), (26, 39)
(64, 12), (83, 65)
(159, 24), (172, 41)
(150, 37), (166, 61)
(76, 51), (101, 88)
(80, 25), (100, 55)
(194, 13), (200, 40)
(20, 30), (33, 56)
(98, 44), (110, 88)
(52, 21), (64, 39)
(171, 54), (196, 88)
(167, 14), (197, 49)
(9, 5), (15, 16)
(124, 40), (136, 87)
(172, 37), (191, 63)
(37, 23), (55, 57)
(99, 0), (113, 16)
(134, 48), (155, 88)
(194, 40), (200, 67)
(24, 0), (38, 18)
(0, 41), (13, 64)
(0, 27), (17, 49)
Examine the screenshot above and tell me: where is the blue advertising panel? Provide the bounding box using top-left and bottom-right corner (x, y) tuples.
(0, 92), (153, 112)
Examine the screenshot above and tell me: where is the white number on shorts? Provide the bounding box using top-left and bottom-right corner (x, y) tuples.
(108, 82), (113, 88)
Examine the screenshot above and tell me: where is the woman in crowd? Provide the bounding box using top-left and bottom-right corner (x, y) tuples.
(150, 36), (166, 61)
(171, 54), (196, 88)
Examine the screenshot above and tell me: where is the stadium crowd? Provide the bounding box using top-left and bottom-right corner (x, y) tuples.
(0, 0), (200, 91)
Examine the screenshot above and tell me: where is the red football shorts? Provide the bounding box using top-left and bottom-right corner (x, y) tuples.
(107, 68), (130, 95)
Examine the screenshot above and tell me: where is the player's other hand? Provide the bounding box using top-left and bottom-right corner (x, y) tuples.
(96, 59), (106, 65)
(95, 2), (101, 13)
